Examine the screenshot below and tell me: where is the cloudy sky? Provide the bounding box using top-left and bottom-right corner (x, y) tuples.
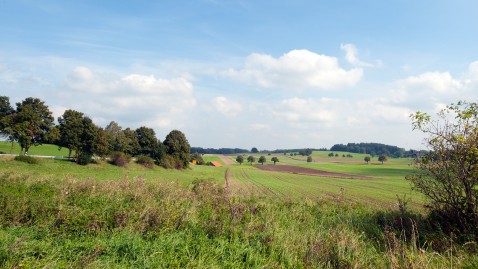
(1, 0), (477, 150)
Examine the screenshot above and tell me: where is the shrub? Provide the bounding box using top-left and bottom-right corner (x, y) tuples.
(307, 156), (313, 162)
(160, 155), (184, 169)
(14, 155), (40, 164)
(77, 152), (94, 165)
(109, 152), (131, 167)
(136, 155), (154, 168)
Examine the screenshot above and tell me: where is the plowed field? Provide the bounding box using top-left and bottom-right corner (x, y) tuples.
(254, 164), (375, 179)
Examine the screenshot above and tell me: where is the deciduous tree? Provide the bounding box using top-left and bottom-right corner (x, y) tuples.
(378, 154), (387, 164)
(247, 155), (255, 165)
(13, 97), (54, 154)
(271, 156), (279, 165)
(407, 101), (478, 239)
(364, 156), (371, 164)
(258, 156), (266, 165)
(236, 155), (244, 165)
(163, 130), (190, 168)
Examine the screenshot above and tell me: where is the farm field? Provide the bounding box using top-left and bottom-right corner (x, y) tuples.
(1, 148), (477, 267)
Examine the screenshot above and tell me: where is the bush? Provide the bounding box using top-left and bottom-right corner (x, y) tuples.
(136, 155), (154, 168)
(307, 156), (313, 162)
(160, 155), (184, 169)
(77, 152), (94, 165)
(109, 152), (131, 167)
(14, 155), (40, 164)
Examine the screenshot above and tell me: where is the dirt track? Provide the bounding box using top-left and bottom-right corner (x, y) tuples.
(254, 164), (375, 179)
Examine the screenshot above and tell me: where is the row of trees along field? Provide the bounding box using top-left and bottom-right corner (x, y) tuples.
(330, 142), (426, 158)
(0, 96), (190, 168)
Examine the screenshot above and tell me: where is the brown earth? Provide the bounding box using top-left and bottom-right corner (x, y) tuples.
(254, 164), (376, 180)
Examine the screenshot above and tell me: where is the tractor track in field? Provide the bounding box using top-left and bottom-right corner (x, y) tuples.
(254, 164), (377, 180)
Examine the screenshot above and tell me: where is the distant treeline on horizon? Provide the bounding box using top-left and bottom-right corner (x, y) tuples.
(191, 143), (424, 158)
(330, 143), (425, 158)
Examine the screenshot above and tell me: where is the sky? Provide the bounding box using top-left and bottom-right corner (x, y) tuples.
(1, 0), (477, 150)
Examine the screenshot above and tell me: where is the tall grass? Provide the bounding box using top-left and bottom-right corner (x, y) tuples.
(1, 172), (477, 268)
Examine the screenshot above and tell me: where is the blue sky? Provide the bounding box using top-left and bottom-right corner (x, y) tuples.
(1, 0), (477, 150)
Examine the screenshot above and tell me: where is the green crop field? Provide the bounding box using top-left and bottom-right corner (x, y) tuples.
(1, 149), (477, 267)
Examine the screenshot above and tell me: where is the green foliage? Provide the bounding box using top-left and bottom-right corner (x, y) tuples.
(236, 155), (244, 165)
(0, 172), (475, 268)
(306, 156), (313, 162)
(364, 156), (371, 164)
(10, 97), (54, 154)
(190, 152), (205, 165)
(271, 156), (279, 165)
(258, 155), (266, 165)
(378, 154), (388, 164)
(408, 101), (478, 240)
(13, 155), (40, 164)
(247, 155), (255, 165)
(109, 152), (131, 167)
(136, 126), (160, 159)
(163, 130), (190, 169)
(251, 147), (258, 153)
(160, 155), (184, 169)
(136, 155), (155, 168)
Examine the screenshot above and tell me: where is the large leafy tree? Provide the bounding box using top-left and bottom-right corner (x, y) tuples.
(123, 128), (140, 156)
(13, 97), (54, 154)
(258, 156), (266, 165)
(0, 96), (15, 152)
(163, 130), (190, 168)
(58, 109), (84, 158)
(407, 101), (478, 239)
(136, 126), (160, 159)
(105, 121), (126, 152)
(58, 109), (98, 163)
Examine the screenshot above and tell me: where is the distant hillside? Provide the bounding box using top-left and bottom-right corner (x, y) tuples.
(330, 143), (424, 158)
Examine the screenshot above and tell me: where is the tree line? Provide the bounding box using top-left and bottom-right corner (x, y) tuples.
(330, 142), (425, 158)
(0, 96), (190, 168)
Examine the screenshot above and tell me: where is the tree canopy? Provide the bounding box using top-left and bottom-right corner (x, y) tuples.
(163, 130), (191, 168)
(407, 101), (478, 240)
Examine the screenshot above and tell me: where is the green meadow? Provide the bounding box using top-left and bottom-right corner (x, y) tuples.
(1, 146), (477, 267)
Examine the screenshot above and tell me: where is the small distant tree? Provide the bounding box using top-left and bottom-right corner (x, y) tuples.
(271, 156), (279, 165)
(247, 155), (255, 165)
(335, 153), (339, 157)
(307, 156), (313, 162)
(328, 152), (334, 157)
(236, 155), (244, 165)
(364, 156), (371, 164)
(258, 156), (266, 165)
(378, 154), (388, 164)
(251, 147), (259, 153)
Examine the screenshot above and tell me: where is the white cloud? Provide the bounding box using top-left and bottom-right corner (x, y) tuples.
(212, 96), (242, 116)
(225, 49), (363, 90)
(340, 43), (378, 67)
(272, 97), (338, 123)
(399, 72), (461, 93)
(62, 67), (196, 129)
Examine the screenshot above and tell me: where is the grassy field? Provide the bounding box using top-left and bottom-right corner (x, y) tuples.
(1, 148), (477, 267)
(0, 141), (70, 156)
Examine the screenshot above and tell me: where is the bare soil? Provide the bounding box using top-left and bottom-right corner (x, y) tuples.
(254, 164), (375, 179)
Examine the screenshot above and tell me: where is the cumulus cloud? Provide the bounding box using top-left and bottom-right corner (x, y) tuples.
(224, 49), (363, 90)
(212, 96), (242, 116)
(62, 66), (196, 129)
(340, 43), (380, 67)
(399, 72), (461, 93)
